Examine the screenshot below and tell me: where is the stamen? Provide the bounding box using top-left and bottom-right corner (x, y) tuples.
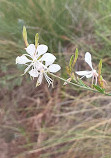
(44, 73), (53, 87)
(92, 75), (94, 85)
(95, 75), (98, 85)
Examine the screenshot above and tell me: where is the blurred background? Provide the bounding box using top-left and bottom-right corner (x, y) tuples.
(0, 0), (111, 158)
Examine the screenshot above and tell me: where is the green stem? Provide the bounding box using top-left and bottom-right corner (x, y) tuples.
(49, 73), (97, 92)
(49, 73), (111, 96)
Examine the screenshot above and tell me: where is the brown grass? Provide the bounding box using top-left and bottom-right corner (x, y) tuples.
(0, 74), (111, 158)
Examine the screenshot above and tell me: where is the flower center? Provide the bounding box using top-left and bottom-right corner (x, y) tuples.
(33, 57), (37, 63)
(93, 69), (98, 77)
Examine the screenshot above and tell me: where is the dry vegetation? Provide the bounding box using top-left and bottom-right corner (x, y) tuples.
(0, 0), (111, 158)
(0, 70), (111, 158)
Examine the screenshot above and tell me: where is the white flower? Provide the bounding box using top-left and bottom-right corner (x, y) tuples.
(16, 44), (61, 86)
(36, 63), (61, 87)
(76, 52), (98, 85)
(16, 44), (48, 73)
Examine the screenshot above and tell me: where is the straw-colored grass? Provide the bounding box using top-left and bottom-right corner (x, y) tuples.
(0, 0), (111, 158)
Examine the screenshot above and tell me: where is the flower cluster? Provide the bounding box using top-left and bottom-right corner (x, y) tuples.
(16, 44), (61, 87)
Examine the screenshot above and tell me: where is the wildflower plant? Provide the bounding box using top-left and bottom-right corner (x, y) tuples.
(16, 26), (111, 96)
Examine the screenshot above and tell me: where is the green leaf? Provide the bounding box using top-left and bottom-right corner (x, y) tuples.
(67, 48), (78, 75)
(98, 59), (102, 75)
(72, 48), (78, 67)
(23, 26), (29, 47)
(66, 66), (71, 75)
(69, 55), (74, 72)
(93, 84), (105, 93)
(35, 33), (39, 49)
(77, 78), (87, 87)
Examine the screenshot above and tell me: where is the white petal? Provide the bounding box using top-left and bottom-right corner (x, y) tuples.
(40, 53), (56, 66)
(25, 44), (36, 56)
(76, 70), (92, 76)
(24, 63), (32, 74)
(85, 52), (93, 69)
(35, 62), (43, 71)
(16, 55), (31, 64)
(29, 69), (39, 77)
(37, 44), (48, 57)
(37, 72), (43, 85)
(86, 73), (93, 78)
(48, 64), (61, 73)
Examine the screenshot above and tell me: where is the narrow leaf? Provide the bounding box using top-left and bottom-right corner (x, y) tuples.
(69, 55), (74, 72)
(66, 66), (71, 75)
(72, 48), (78, 67)
(23, 26), (29, 47)
(93, 84), (105, 93)
(98, 59), (106, 88)
(98, 59), (102, 75)
(77, 78), (87, 87)
(71, 72), (75, 80)
(35, 33), (39, 49)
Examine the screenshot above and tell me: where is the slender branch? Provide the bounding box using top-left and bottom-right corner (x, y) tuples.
(49, 73), (97, 92)
(49, 73), (111, 96)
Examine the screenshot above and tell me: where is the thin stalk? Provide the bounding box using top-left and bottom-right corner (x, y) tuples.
(49, 73), (111, 96)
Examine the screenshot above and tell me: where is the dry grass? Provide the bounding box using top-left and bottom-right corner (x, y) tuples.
(0, 0), (111, 158)
(0, 76), (111, 158)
